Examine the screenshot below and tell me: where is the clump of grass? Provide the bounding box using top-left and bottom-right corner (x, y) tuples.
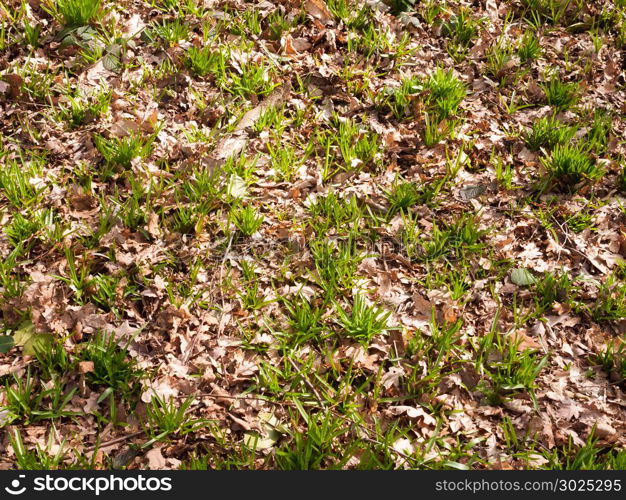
(2, 368), (78, 424)
(226, 60), (277, 99)
(521, 0), (581, 26)
(422, 214), (485, 263)
(282, 295), (325, 347)
(590, 275), (626, 323)
(423, 67), (466, 119)
(478, 330), (548, 403)
(0, 249), (25, 296)
(229, 9), (262, 36)
(585, 109), (612, 154)
(94, 133), (154, 168)
(273, 410), (348, 470)
(265, 8), (292, 40)
(534, 271), (573, 312)
(332, 116), (380, 168)
(380, 68), (465, 123)
(145, 395), (207, 444)
(10, 430), (70, 469)
(381, 75), (420, 121)
(335, 294), (392, 346)
(169, 206), (198, 235)
(0, 160), (43, 209)
(541, 433), (626, 470)
(23, 18), (42, 48)
(347, 23), (413, 61)
(423, 113), (453, 146)
(4, 213), (43, 249)
(230, 204), (264, 236)
(147, 19), (190, 47)
(33, 339), (72, 380)
(442, 8), (480, 61)
(78, 331), (142, 395)
(237, 261), (275, 311)
(402, 213), (485, 263)
(310, 238), (360, 300)
(596, 340), (626, 381)
(309, 192), (362, 233)
(541, 75), (580, 111)
(385, 179), (420, 216)
(442, 8), (478, 47)
(518, 31), (541, 62)
(384, 0), (417, 15)
(541, 143), (602, 187)
(561, 207), (595, 234)
(57, 87), (111, 129)
(315, 117), (380, 179)
(485, 38), (515, 81)
(55, 0), (102, 27)
(525, 115), (577, 151)
(267, 143), (300, 182)
(186, 46), (227, 79)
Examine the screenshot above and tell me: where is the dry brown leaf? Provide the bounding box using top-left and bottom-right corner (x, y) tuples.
(146, 212), (161, 238)
(78, 361), (95, 374)
(4, 74), (23, 99)
(513, 329), (541, 351)
(304, 0), (333, 23)
(145, 447), (166, 469)
(388, 405), (437, 426)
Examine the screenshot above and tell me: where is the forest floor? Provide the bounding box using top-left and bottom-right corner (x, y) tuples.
(1, 0), (626, 470)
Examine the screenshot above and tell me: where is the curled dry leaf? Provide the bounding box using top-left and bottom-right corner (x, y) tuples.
(304, 0), (333, 23)
(78, 361), (95, 374)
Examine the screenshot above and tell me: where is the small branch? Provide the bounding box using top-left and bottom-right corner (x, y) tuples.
(85, 430), (145, 453)
(287, 357), (327, 409)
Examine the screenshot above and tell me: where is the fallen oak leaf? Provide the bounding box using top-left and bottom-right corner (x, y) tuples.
(146, 212), (161, 238)
(304, 0), (333, 23)
(512, 329), (541, 351)
(388, 405), (437, 425)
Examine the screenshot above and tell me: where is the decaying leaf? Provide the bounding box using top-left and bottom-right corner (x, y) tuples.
(304, 0), (333, 23)
(4, 74), (23, 99)
(459, 184), (487, 201)
(145, 447), (167, 469)
(13, 321), (52, 356)
(510, 268), (538, 286)
(0, 336), (14, 353)
(227, 174), (248, 199)
(2, 0), (626, 471)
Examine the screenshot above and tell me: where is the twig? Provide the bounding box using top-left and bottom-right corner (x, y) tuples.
(205, 82), (292, 168)
(218, 231), (234, 309)
(185, 392), (299, 407)
(85, 430), (145, 453)
(286, 357), (327, 409)
(549, 214), (607, 274)
(359, 435), (416, 468)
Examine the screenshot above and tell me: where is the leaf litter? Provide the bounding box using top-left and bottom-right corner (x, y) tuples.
(0, 0), (625, 470)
